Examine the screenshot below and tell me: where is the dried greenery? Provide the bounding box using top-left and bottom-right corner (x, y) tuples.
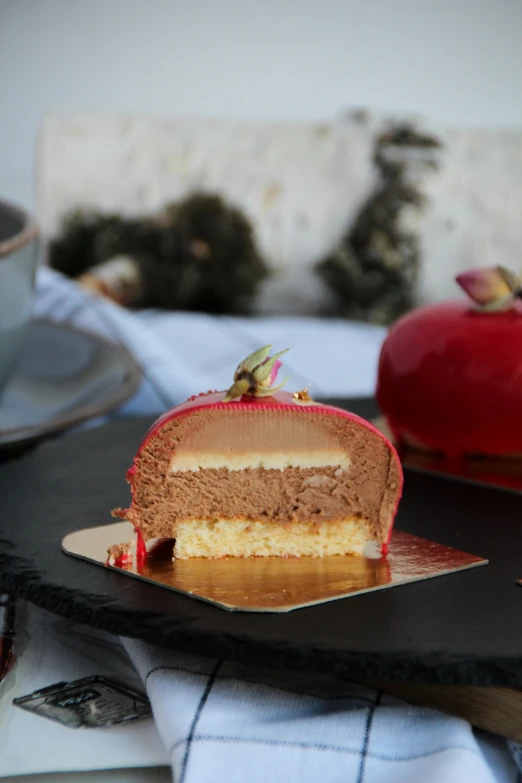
(317, 124), (442, 325)
(49, 193), (269, 314)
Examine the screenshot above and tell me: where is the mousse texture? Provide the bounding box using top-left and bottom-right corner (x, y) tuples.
(114, 391), (402, 558)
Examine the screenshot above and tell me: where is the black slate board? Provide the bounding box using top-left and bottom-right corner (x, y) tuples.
(1, 401), (521, 687)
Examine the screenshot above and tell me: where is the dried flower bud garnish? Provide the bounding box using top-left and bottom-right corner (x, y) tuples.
(293, 386), (313, 402)
(456, 265), (522, 311)
(223, 345), (289, 402)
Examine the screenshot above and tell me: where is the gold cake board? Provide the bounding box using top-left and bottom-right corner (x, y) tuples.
(62, 521), (487, 613)
(61, 523), (521, 741)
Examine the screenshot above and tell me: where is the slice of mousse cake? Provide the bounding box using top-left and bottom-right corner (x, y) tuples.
(113, 346), (403, 559)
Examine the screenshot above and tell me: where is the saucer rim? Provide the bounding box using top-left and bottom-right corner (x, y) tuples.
(0, 317), (142, 447)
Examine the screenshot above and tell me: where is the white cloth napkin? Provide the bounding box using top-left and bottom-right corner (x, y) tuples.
(33, 267), (388, 412)
(0, 602), (168, 778)
(27, 267), (522, 783)
(124, 640), (518, 783)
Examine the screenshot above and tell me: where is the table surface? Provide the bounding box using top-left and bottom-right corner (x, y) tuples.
(1, 403), (522, 688)
(1, 770), (171, 783)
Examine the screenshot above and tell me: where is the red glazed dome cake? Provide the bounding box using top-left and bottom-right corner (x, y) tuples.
(114, 346), (403, 559)
(377, 266), (522, 460)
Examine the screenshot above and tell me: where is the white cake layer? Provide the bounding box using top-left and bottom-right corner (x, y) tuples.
(174, 517), (370, 559)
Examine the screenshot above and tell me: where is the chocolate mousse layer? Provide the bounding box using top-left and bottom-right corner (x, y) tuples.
(121, 407), (401, 543)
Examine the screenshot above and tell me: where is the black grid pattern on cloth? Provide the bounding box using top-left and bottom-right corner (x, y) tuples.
(145, 664), (377, 705)
(176, 660), (223, 783)
(356, 689), (382, 783)
(169, 734), (487, 766)
(146, 663), (489, 775)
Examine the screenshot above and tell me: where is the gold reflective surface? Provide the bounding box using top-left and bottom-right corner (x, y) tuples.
(62, 522), (487, 612)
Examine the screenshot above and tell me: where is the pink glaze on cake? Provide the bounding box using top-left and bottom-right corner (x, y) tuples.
(114, 389), (403, 557)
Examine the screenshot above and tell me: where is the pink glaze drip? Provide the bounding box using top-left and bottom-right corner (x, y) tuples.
(135, 526), (147, 570)
(114, 552), (132, 568)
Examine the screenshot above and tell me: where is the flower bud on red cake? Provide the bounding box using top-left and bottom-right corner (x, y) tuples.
(377, 266), (522, 458)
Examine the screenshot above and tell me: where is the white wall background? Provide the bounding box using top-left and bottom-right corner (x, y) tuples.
(1, 0), (522, 212)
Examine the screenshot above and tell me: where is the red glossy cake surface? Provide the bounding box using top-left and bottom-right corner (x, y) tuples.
(377, 300), (522, 458)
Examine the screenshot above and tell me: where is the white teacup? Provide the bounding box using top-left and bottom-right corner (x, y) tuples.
(0, 199), (39, 396)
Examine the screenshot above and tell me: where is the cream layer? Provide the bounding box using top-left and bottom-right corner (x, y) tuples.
(169, 451), (351, 472)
